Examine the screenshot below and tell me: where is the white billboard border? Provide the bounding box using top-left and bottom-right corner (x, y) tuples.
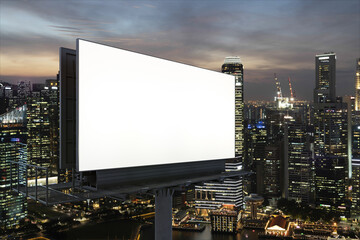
(75, 38), (236, 172)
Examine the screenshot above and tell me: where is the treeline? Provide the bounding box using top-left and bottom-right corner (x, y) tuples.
(277, 198), (340, 223)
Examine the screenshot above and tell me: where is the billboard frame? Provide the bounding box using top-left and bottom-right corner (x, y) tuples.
(75, 38), (235, 173)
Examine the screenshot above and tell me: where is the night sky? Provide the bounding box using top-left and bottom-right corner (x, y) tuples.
(0, 0), (359, 100)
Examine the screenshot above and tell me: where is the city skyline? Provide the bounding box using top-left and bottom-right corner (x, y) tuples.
(1, 0), (359, 100)
(1, 29), (360, 239)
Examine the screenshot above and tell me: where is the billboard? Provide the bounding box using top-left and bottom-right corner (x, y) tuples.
(77, 39), (235, 171)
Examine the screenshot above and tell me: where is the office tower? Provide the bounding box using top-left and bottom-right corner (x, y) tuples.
(263, 144), (282, 199)
(315, 156), (347, 210)
(313, 52), (350, 215)
(27, 78), (59, 178)
(245, 121), (266, 165)
(313, 103), (349, 214)
(17, 81), (31, 106)
(355, 58), (360, 111)
(287, 123), (314, 204)
(222, 56), (244, 159)
(0, 83), (14, 114)
(313, 102), (348, 164)
(43, 79), (59, 177)
(259, 106), (295, 200)
(314, 52), (336, 103)
(313, 101), (350, 217)
(352, 124), (360, 157)
(244, 120), (267, 195)
(244, 102), (267, 122)
(351, 95), (360, 217)
(352, 159), (360, 218)
(194, 57), (244, 211)
(0, 106), (28, 229)
(27, 100), (51, 176)
(195, 178), (243, 209)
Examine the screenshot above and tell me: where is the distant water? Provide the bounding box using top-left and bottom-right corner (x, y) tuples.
(47, 219), (262, 240)
(49, 219), (141, 240)
(142, 225), (261, 240)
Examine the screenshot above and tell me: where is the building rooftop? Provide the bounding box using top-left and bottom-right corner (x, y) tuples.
(316, 52), (336, 57)
(266, 215), (289, 231)
(224, 56), (241, 64)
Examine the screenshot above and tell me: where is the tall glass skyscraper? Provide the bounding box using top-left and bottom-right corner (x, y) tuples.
(222, 57), (244, 161)
(195, 57), (244, 211)
(0, 106), (28, 229)
(27, 79), (59, 178)
(355, 58), (360, 111)
(314, 52), (336, 103)
(313, 52), (350, 216)
(287, 123), (314, 204)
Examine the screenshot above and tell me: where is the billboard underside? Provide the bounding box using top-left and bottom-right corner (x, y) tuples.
(77, 39), (235, 171)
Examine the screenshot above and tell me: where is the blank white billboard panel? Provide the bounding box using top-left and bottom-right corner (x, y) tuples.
(77, 39), (235, 171)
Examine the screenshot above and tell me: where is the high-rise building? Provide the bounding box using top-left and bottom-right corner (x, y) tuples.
(195, 57), (244, 211)
(27, 101), (51, 176)
(351, 158), (360, 218)
(315, 156), (347, 212)
(0, 83), (14, 114)
(313, 102), (348, 166)
(355, 58), (360, 111)
(27, 79), (59, 178)
(244, 120), (267, 195)
(263, 144), (282, 199)
(0, 106), (28, 229)
(195, 177), (243, 209)
(313, 52), (350, 215)
(314, 52), (336, 103)
(313, 102), (349, 214)
(287, 123), (314, 204)
(244, 102), (267, 122)
(352, 124), (360, 157)
(17, 81), (31, 107)
(222, 56), (244, 160)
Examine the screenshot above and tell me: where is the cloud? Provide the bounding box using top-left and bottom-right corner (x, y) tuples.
(0, 0), (359, 100)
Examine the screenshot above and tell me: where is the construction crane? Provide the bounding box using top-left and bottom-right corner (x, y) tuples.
(274, 73), (282, 98)
(288, 76), (294, 101)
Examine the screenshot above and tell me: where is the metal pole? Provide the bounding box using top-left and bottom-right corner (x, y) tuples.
(155, 188), (173, 240)
(35, 168), (38, 201)
(46, 168), (49, 206)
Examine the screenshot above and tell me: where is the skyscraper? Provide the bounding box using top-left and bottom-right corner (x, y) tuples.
(0, 83), (14, 114)
(17, 81), (31, 107)
(263, 144), (282, 198)
(313, 52), (350, 215)
(27, 79), (59, 178)
(314, 52), (336, 103)
(244, 120), (267, 195)
(222, 56), (244, 160)
(351, 158), (360, 218)
(0, 106), (28, 229)
(195, 57), (244, 211)
(355, 58), (360, 111)
(287, 123), (314, 204)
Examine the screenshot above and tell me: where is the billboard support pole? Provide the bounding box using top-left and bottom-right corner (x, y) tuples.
(155, 188), (174, 240)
